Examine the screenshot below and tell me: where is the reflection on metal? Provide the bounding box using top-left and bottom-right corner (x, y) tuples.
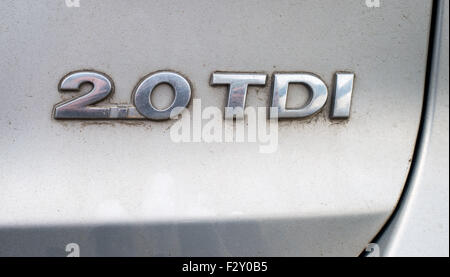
(211, 72), (267, 119)
(53, 71), (193, 121)
(54, 70), (355, 121)
(54, 71), (145, 119)
(270, 73), (328, 119)
(330, 73), (355, 119)
(55, 71), (131, 119)
(133, 72), (192, 121)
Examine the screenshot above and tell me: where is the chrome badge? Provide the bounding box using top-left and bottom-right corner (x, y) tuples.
(53, 70), (355, 121)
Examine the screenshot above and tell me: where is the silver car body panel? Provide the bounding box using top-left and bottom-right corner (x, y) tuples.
(376, 0), (449, 257)
(0, 0), (439, 256)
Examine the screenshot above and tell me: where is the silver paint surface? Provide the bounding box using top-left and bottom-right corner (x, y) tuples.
(377, 0), (449, 257)
(0, 0), (433, 256)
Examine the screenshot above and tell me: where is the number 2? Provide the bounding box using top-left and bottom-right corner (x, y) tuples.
(54, 71), (116, 119)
